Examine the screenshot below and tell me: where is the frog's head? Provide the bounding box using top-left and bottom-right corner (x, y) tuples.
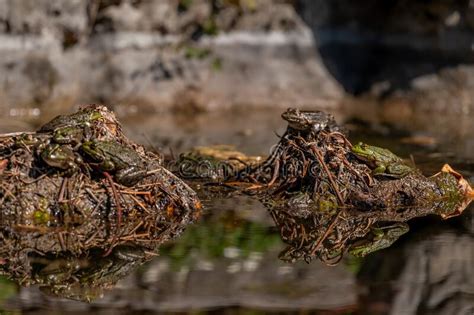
(281, 108), (301, 123)
(281, 108), (333, 132)
(81, 140), (101, 160)
(81, 104), (123, 137)
(79, 105), (116, 123)
(351, 142), (372, 158)
(72, 106), (105, 126)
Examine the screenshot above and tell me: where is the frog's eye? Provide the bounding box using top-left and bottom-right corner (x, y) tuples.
(103, 160), (114, 171)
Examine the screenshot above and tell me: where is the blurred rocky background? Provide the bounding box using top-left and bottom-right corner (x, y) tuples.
(0, 0), (340, 120)
(2, 0), (474, 120)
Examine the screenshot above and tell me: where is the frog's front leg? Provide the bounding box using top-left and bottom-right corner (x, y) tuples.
(373, 164), (387, 176)
(348, 223), (409, 257)
(115, 166), (147, 186)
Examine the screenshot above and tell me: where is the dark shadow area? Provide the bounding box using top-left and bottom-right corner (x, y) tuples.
(356, 216), (474, 315)
(318, 43), (471, 95)
(296, 0), (474, 94)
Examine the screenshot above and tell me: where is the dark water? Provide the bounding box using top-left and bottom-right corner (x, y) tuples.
(0, 106), (473, 314)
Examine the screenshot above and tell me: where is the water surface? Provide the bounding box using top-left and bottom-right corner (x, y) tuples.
(1, 105), (472, 314)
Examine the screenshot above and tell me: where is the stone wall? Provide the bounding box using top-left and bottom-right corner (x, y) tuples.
(0, 0), (342, 117)
(2, 0), (474, 117)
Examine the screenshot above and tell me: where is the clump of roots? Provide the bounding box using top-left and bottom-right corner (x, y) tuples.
(0, 106), (201, 282)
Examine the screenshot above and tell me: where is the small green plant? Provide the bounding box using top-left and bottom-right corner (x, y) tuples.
(184, 47), (211, 59)
(202, 18), (219, 36)
(211, 57), (222, 71)
(178, 0), (193, 11)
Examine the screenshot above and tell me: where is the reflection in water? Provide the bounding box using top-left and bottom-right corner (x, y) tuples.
(0, 106), (202, 306)
(1, 188), (472, 313)
(29, 246), (149, 302)
(0, 108), (473, 313)
(1, 202), (360, 313)
(160, 210), (281, 267)
(232, 109), (472, 264)
(359, 226), (474, 315)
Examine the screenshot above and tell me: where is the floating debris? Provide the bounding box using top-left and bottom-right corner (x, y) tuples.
(174, 144), (261, 181)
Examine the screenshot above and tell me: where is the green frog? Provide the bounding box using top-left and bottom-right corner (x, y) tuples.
(14, 133), (45, 148)
(41, 143), (81, 175)
(351, 142), (413, 178)
(81, 140), (147, 186)
(281, 108), (340, 133)
(33, 256), (85, 285)
(348, 222), (409, 257)
(38, 106), (104, 145)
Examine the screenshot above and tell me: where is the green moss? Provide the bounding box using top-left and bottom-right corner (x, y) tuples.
(178, 0), (193, 11)
(33, 197), (51, 225)
(211, 57), (222, 71)
(184, 47), (211, 60)
(432, 172), (464, 216)
(317, 197), (338, 214)
(202, 18), (219, 36)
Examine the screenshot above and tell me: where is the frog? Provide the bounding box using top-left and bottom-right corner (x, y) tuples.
(348, 222), (409, 257)
(33, 256), (84, 285)
(41, 143), (81, 175)
(14, 133), (43, 148)
(244, 109), (342, 182)
(38, 106), (105, 145)
(50, 126), (86, 145)
(81, 140), (147, 186)
(351, 142), (413, 178)
(281, 108), (341, 134)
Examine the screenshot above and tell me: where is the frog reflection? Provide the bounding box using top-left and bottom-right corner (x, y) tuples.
(30, 246), (148, 302)
(348, 223), (409, 257)
(81, 140), (147, 186)
(351, 142), (413, 178)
